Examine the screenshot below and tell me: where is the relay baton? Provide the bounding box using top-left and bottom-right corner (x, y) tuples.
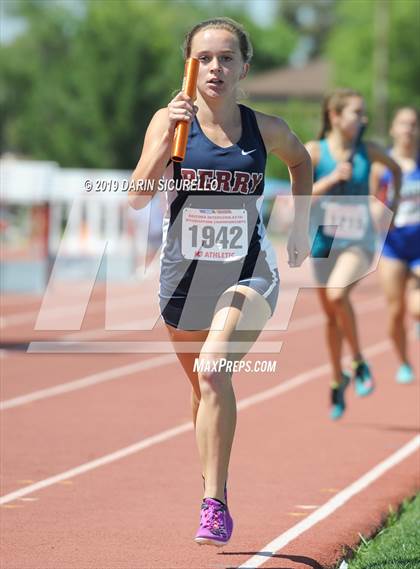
(171, 58), (199, 162)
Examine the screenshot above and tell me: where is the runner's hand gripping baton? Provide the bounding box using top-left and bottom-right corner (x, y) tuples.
(171, 58), (199, 163)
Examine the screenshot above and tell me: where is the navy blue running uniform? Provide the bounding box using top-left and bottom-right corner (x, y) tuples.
(380, 156), (420, 269)
(159, 104), (279, 330)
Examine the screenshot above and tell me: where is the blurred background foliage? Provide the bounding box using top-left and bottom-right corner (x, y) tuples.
(1, 0), (419, 178)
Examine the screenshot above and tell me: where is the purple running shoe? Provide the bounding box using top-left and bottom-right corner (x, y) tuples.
(194, 498), (233, 546)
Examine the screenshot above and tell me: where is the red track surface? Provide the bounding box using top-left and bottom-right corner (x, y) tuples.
(1, 253), (419, 569)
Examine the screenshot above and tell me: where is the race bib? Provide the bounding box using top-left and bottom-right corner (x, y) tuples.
(181, 208), (248, 261)
(322, 202), (368, 240)
(395, 197), (420, 227)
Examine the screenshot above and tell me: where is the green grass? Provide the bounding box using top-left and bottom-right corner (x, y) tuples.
(337, 493), (420, 569)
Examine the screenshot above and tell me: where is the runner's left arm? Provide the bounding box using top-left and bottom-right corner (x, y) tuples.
(259, 114), (313, 267)
(366, 142), (402, 212)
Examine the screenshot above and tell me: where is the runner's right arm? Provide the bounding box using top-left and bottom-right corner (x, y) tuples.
(129, 93), (196, 210)
(370, 162), (387, 198)
(305, 140), (353, 197)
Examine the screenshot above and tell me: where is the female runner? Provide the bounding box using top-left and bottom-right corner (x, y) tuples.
(306, 89), (401, 420)
(129, 17), (312, 545)
(371, 106), (419, 383)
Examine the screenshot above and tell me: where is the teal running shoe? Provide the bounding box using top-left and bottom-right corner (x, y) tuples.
(330, 372), (351, 420)
(396, 363), (414, 384)
(353, 360), (375, 397)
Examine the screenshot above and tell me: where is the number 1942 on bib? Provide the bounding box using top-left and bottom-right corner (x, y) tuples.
(182, 208), (248, 261)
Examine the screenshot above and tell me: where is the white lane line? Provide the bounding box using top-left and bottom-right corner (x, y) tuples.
(0, 336), (399, 504)
(34, 297), (383, 342)
(0, 287), (382, 335)
(0, 300), (386, 410)
(286, 296), (383, 334)
(0, 291), (155, 329)
(1, 302), (96, 329)
(236, 435), (420, 569)
(60, 317), (160, 341)
(0, 355), (176, 411)
(0, 295), (43, 309)
(0, 422), (193, 505)
(236, 337), (392, 411)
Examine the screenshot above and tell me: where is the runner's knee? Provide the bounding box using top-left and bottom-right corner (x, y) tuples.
(192, 387), (201, 404)
(388, 299), (405, 322)
(408, 290), (420, 319)
(326, 288), (348, 305)
(197, 352), (232, 399)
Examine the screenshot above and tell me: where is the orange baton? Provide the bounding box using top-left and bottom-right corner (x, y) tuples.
(171, 58), (199, 163)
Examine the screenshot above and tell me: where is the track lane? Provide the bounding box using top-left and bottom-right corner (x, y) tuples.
(1, 288), (392, 497)
(1, 334), (418, 568)
(1, 268), (419, 568)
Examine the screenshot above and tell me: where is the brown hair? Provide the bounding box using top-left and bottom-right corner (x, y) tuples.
(183, 17), (253, 63)
(391, 106), (419, 124)
(318, 88), (363, 139)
